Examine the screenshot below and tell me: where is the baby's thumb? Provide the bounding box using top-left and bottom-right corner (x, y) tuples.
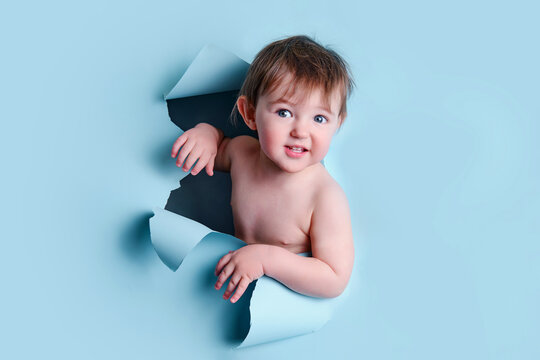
(206, 156), (215, 176)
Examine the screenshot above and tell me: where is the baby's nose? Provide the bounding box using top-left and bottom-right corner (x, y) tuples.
(290, 121), (309, 138)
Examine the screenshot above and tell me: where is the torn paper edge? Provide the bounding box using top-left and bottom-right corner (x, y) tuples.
(149, 207), (212, 271)
(164, 45), (250, 100)
(149, 208), (340, 348)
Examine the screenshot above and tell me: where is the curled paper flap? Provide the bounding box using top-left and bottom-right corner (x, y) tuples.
(164, 45), (250, 100)
(149, 209), (341, 347)
(149, 207), (212, 271)
(239, 275), (338, 348)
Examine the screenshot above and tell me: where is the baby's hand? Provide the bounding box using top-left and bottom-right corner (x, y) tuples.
(171, 123), (222, 176)
(214, 245), (268, 303)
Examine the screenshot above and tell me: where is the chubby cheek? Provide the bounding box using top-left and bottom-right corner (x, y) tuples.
(312, 136), (333, 161)
(258, 127), (282, 156)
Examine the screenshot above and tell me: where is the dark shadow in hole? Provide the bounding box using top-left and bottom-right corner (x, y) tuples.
(164, 90), (257, 235)
(166, 171), (235, 235)
(165, 90), (258, 345)
(166, 90), (257, 139)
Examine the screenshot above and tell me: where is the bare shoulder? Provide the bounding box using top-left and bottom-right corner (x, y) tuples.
(310, 166), (352, 241)
(228, 135), (259, 166)
(228, 135), (259, 155)
(216, 135), (258, 172)
(312, 168), (349, 212)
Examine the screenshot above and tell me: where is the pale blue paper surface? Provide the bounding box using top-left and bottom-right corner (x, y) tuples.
(2, 1), (539, 359)
(149, 208), (340, 347)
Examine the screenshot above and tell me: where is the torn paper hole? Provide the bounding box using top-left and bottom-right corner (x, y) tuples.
(152, 45), (345, 348)
(150, 208), (341, 348)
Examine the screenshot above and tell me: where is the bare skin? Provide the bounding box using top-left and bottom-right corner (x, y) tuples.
(171, 75), (354, 302)
(229, 136), (316, 255)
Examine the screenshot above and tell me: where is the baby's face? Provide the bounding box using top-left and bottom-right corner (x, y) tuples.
(253, 75), (343, 173)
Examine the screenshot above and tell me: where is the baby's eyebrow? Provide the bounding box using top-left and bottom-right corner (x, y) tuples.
(315, 105), (333, 114)
(269, 97), (296, 106)
(269, 98), (333, 115)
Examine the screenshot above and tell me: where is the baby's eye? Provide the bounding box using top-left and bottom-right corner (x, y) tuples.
(277, 109), (292, 118)
(314, 115), (328, 124)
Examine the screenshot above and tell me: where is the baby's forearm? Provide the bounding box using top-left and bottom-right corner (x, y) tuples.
(262, 245), (347, 298)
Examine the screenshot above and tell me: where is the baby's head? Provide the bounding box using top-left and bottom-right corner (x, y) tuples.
(234, 35), (354, 173)
(234, 35), (354, 126)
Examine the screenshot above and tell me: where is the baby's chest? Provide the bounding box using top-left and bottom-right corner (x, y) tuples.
(230, 177), (313, 246)
(232, 189), (299, 225)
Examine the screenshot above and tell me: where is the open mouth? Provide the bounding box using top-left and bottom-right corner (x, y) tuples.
(285, 146), (308, 153)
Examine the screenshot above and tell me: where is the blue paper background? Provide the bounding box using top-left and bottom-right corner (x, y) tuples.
(1, 0), (539, 359)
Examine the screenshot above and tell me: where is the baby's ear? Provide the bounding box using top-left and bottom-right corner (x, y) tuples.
(237, 96), (257, 130)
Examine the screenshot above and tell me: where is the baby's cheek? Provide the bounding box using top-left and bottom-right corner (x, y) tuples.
(259, 131), (280, 154)
(317, 138), (334, 161)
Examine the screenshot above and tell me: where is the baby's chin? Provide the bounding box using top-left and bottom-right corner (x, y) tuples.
(275, 159), (324, 174)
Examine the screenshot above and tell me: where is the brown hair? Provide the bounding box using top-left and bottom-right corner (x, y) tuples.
(232, 35), (354, 125)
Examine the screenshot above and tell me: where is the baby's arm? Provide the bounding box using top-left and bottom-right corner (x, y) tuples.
(214, 184), (354, 301)
(267, 184), (354, 297)
(171, 123), (236, 175)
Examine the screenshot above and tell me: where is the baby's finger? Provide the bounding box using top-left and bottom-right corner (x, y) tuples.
(223, 273), (241, 300)
(205, 155), (216, 176)
(176, 139), (195, 167)
(215, 263), (234, 290)
(230, 277), (251, 303)
(214, 251), (233, 276)
(191, 152), (210, 175)
(171, 134), (188, 158)
(183, 148), (202, 172)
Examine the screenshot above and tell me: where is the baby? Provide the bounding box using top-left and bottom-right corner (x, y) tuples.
(171, 36), (354, 303)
